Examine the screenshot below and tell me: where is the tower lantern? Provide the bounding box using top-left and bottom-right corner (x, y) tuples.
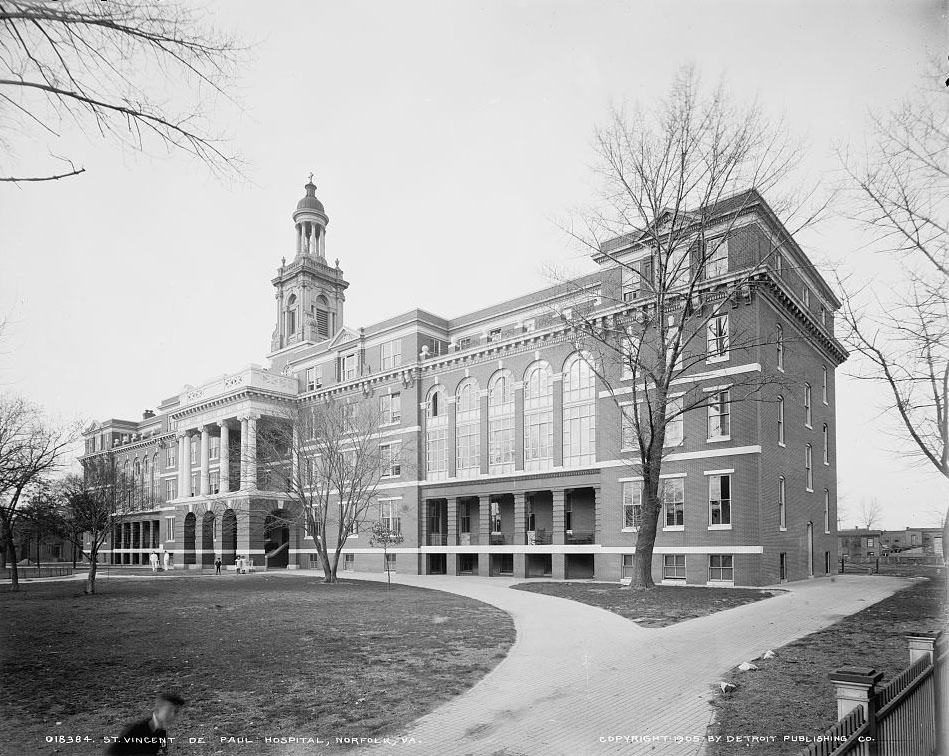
(292, 174), (328, 261)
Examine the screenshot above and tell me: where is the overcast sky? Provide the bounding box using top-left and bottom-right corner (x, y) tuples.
(1, 0), (946, 529)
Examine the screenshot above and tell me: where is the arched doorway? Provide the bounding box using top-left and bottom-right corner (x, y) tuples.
(221, 509), (237, 566)
(184, 513), (196, 566)
(202, 512), (216, 568)
(263, 510), (290, 569)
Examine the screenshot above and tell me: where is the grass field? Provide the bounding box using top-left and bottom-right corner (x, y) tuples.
(0, 574), (514, 755)
(709, 572), (948, 755)
(511, 581), (774, 627)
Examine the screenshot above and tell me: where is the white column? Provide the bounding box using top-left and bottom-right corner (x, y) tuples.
(218, 421), (230, 494)
(296, 223), (302, 255)
(181, 432), (193, 498)
(246, 414), (258, 490)
(175, 432), (186, 499)
(199, 425), (210, 496)
(239, 416), (249, 489)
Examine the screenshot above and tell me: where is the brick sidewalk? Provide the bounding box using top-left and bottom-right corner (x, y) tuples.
(336, 572), (909, 756)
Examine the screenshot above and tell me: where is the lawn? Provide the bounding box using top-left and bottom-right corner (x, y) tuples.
(511, 581), (774, 627)
(0, 574), (514, 755)
(709, 572), (948, 755)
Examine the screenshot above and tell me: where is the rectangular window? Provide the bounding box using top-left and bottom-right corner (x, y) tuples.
(663, 554), (686, 580)
(209, 436), (220, 460)
(456, 337), (472, 351)
(381, 339), (402, 370)
(209, 471), (220, 494)
(523, 319), (536, 333)
(165, 479), (177, 501)
(705, 237), (729, 278)
(166, 446), (177, 469)
(380, 499), (401, 534)
(342, 354), (357, 381)
(707, 314), (729, 361)
(190, 473), (198, 496)
(621, 267), (637, 302)
(165, 516), (175, 541)
(709, 554), (734, 582)
(487, 327), (502, 343)
(707, 390), (731, 439)
(459, 501), (471, 534)
(662, 478), (685, 528)
(190, 441), (199, 465)
(384, 553), (397, 573)
(621, 406), (635, 450)
(622, 481), (642, 529)
(665, 397), (684, 447)
(866, 537), (874, 548)
(380, 393), (401, 425)
(306, 366), (323, 391)
(380, 443), (401, 477)
(708, 474), (731, 526)
(621, 554), (634, 580)
(621, 334), (640, 380)
(344, 553), (354, 571)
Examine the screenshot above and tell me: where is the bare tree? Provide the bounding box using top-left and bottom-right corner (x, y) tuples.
(561, 67), (820, 589)
(837, 76), (948, 557)
(857, 497), (883, 531)
(369, 519), (404, 590)
(257, 397), (408, 584)
(0, 0), (244, 182)
(0, 395), (74, 590)
(59, 458), (133, 594)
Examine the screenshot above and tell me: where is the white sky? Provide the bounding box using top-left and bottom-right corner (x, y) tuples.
(0, 0), (946, 528)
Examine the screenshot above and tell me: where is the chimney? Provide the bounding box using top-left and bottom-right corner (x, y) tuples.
(143, 409), (155, 420)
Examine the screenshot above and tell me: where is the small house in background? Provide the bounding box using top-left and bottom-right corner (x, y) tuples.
(837, 528), (883, 559)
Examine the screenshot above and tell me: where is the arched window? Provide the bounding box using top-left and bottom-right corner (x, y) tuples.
(563, 353), (596, 466)
(314, 294), (330, 339)
(488, 370), (514, 473)
(425, 385), (448, 480)
(777, 396), (785, 444)
(805, 444), (813, 491)
(455, 379), (480, 476)
(822, 424), (829, 464)
(804, 383), (812, 426)
(523, 362), (553, 471)
(776, 324), (785, 371)
(778, 476), (786, 529)
(152, 453), (160, 502)
(286, 294), (298, 336)
(824, 489), (831, 533)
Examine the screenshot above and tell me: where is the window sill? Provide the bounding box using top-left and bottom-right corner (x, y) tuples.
(779, 526), (788, 532)
(805, 423), (812, 430)
(706, 580), (735, 587)
(708, 524), (732, 531)
(621, 527), (639, 533)
(707, 436), (732, 444)
(663, 525), (685, 532)
(778, 441), (786, 448)
(661, 578), (687, 585)
(706, 355), (729, 365)
(777, 367), (785, 374)
(380, 421), (401, 428)
(663, 441), (684, 449)
(806, 487), (814, 493)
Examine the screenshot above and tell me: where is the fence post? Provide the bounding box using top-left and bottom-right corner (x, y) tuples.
(829, 667), (882, 756)
(906, 632), (938, 664)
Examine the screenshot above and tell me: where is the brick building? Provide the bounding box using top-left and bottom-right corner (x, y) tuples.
(838, 529), (884, 559)
(80, 181), (846, 586)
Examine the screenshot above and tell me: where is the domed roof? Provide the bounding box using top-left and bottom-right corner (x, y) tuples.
(296, 179), (325, 214)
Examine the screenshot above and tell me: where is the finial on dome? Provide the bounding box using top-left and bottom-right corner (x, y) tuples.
(308, 172), (314, 184)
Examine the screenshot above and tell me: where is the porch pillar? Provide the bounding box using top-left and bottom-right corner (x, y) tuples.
(447, 498), (458, 548)
(218, 421), (230, 494)
(181, 432), (193, 498)
(246, 415), (258, 490)
(514, 492), (528, 546)
(479, 496), (490, 573)
(552, 489), (566, 545)
(592, 485), (602, 544)
(552, 373), (564, 467)
(239, 416), (249, 488)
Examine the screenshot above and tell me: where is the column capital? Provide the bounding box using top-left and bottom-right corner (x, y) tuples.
(217, 419), (230, 429)
(175, 430), (187, 440)
(197, 425), (207, 434)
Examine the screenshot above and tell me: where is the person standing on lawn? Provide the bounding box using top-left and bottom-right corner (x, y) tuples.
(105, 692), (185, 755)
(214, 556), (222, 575)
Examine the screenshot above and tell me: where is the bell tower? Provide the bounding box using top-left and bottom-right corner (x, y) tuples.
(270, 176), (349, 353)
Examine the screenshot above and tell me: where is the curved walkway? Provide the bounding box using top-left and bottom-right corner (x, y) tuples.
(339, 572), (909, 756)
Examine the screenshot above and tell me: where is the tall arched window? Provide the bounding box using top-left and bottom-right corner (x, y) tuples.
(524, 362), (553, 471)
(777, 395), (785, 445)
(778, 476), (786, 529)
(488, 370), (514, 473)
(425, 385), (448, 480)
(805, 444), (814, 491)
(152, 453), (160, 502)
(776, 324), (785, 371)
(563, 352), (596, 466)
(314, 294), (330, 338)
(822, 424), (829, 464)
(455, 379), (480, 476)
(286, 294), (298, 336)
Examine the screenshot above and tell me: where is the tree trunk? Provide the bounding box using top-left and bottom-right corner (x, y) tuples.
(316, 543), (335, 584)
(2, 519), (19, 592)
(628, 467), (663, 590)
(86, 551), (98, 594)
